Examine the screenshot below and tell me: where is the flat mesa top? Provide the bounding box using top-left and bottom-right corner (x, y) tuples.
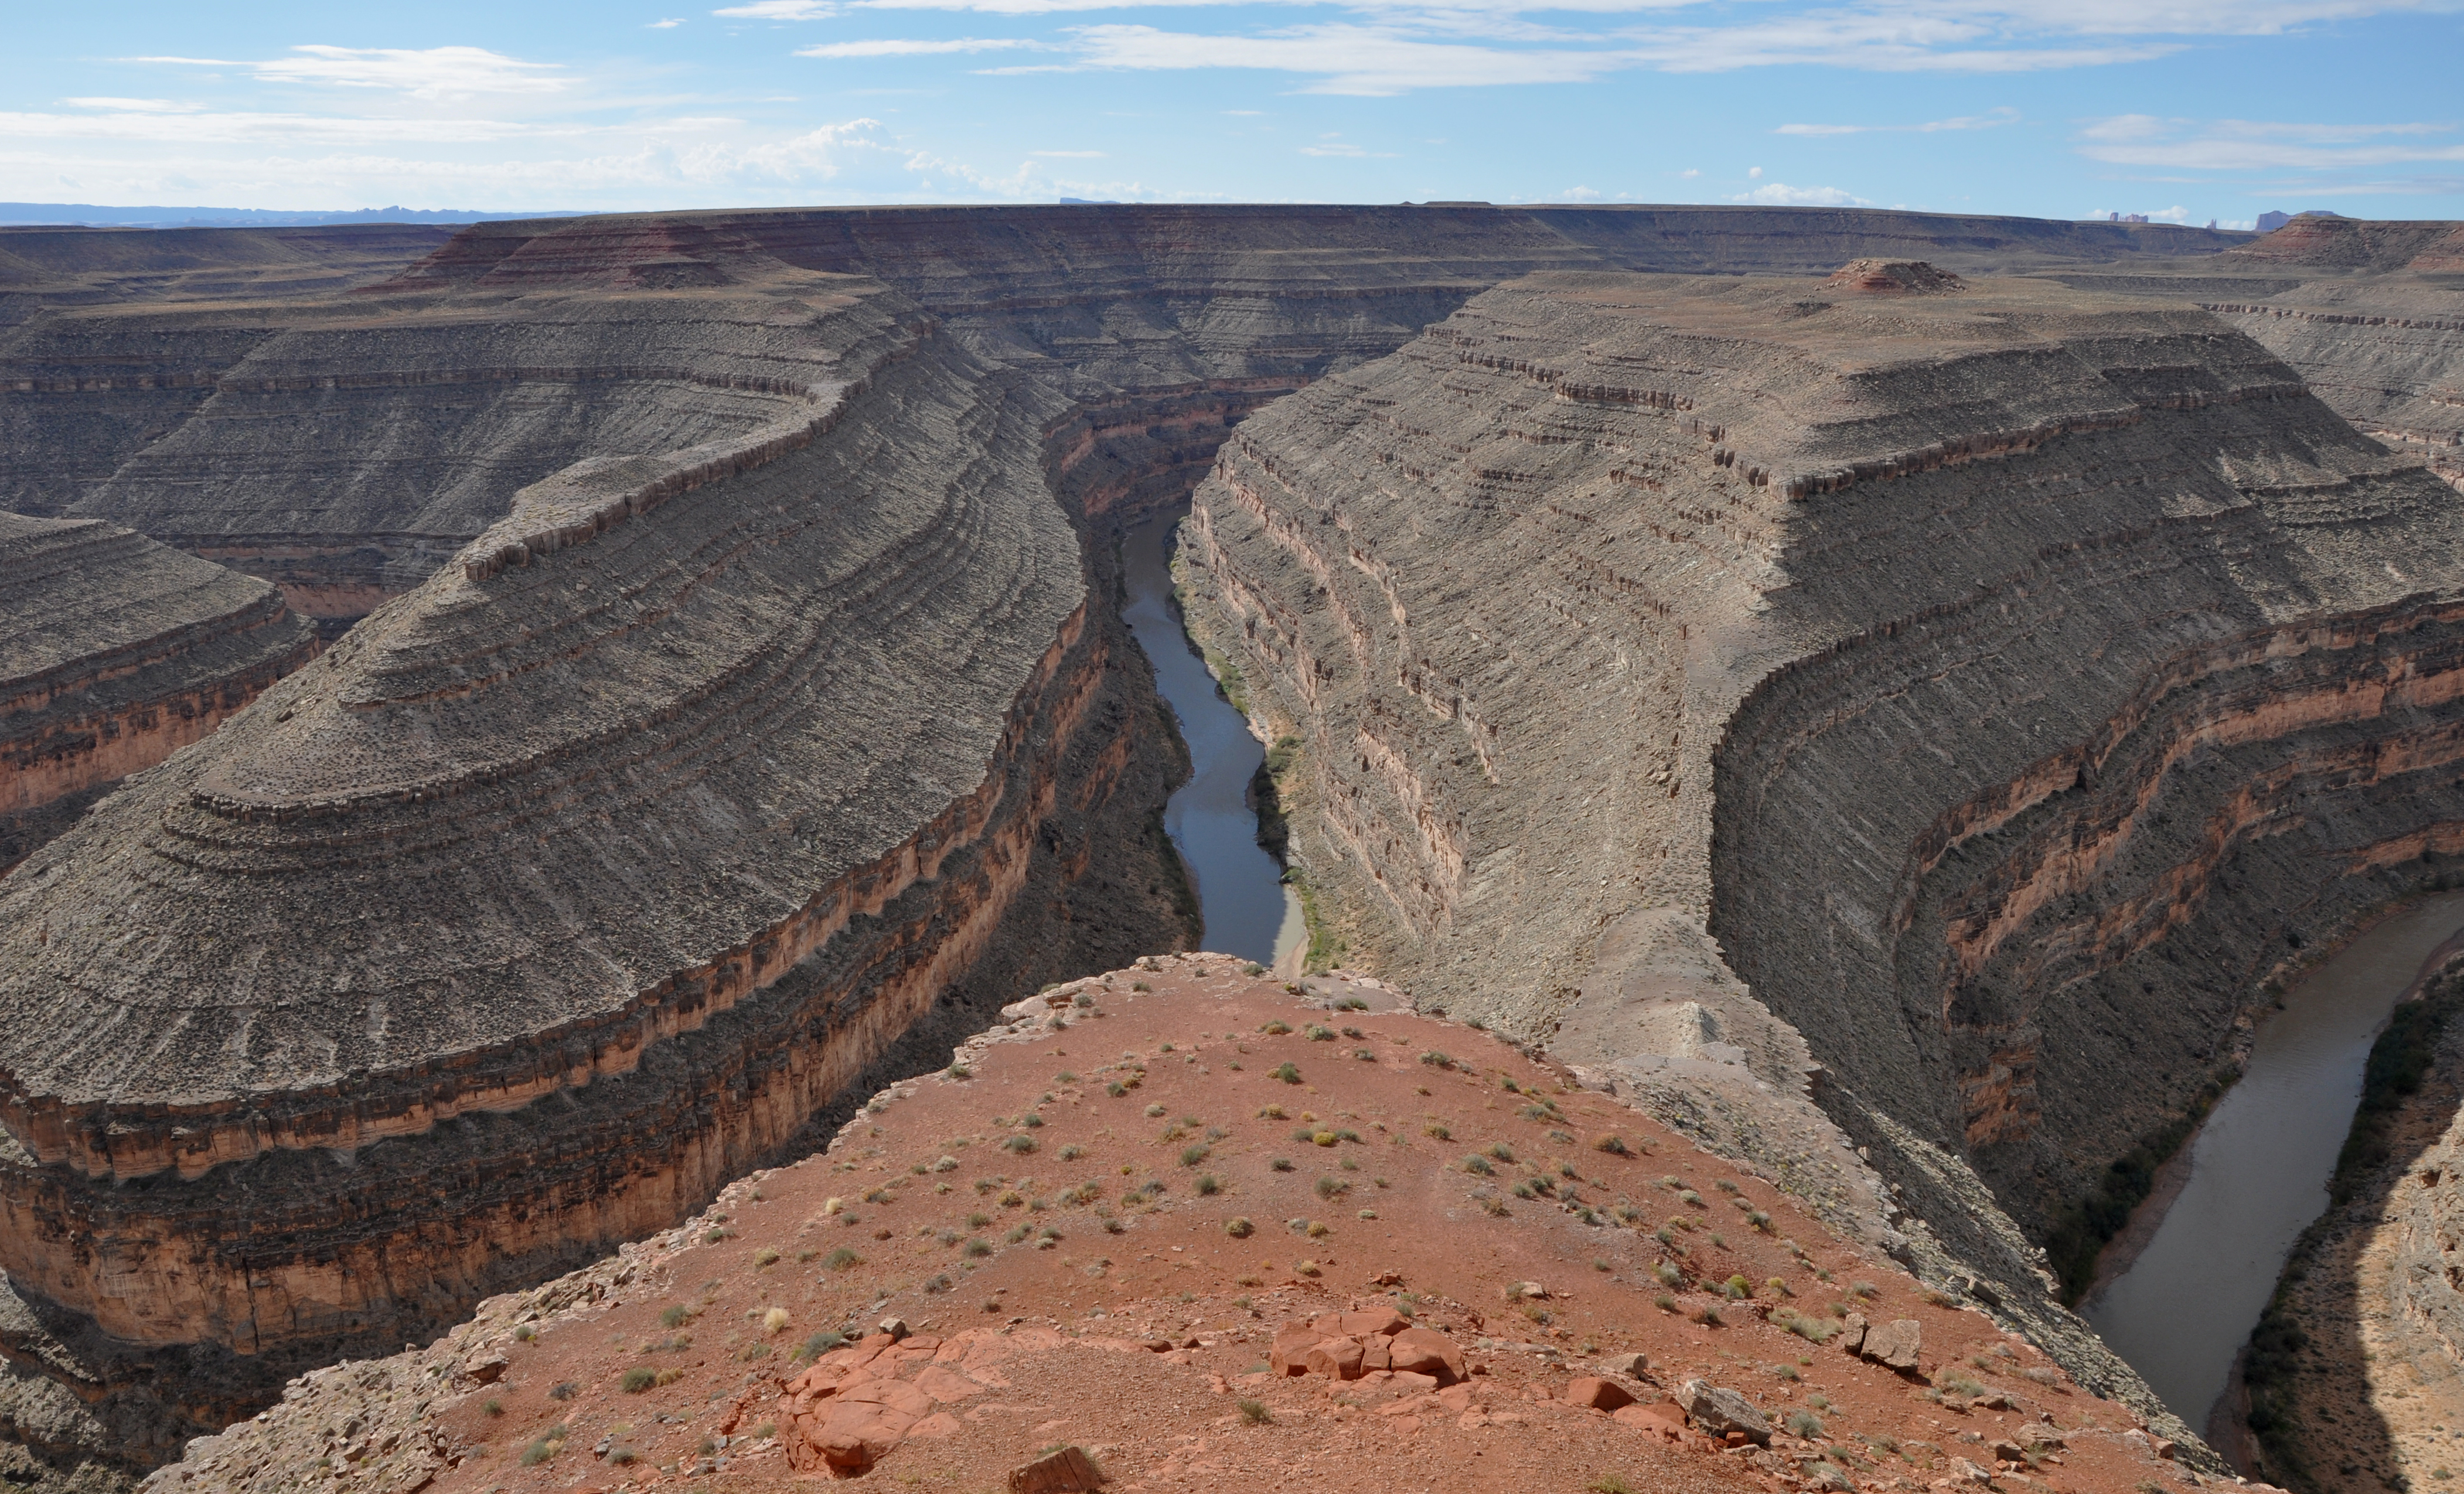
(1495, 268), (2211, 369)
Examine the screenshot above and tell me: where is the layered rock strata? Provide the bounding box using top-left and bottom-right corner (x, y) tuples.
(0, 514), (317, 872)
(0, 210), (2287, 1486)
(0, 264), (1189, 1462)
(2047, 219), (2464, 494)
(4, 207), (2248, 622)
(1181, 267), (2464, 1436)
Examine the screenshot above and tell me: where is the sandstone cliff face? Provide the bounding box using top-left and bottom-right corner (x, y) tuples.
(0, 514), (318, 872)
(1182, 268), (2464, 1416)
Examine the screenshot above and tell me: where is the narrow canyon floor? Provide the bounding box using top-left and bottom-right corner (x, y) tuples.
(155, 957), (2221, 1494)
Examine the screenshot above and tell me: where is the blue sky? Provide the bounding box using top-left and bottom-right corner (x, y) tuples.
(5, 0), (2460, 223)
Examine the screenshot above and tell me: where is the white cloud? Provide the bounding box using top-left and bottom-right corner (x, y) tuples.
(61, 96), (200, 112)
(648, 17), (687, 27)
(136, 46), (568, 100)
(2076, 114), (2464, 171)
(1731, 181), (1872, 205)
(990, 23), (1647, 94)
(1776, 106), (2020, 135)
(714, 0), (839, 16)
(0, 107), (557, 145)
(963, 7), (2206, 93)
(1748, 165), (1762, 178)
(797, 36), (1047, 53)
(861, 0), (2435, 25)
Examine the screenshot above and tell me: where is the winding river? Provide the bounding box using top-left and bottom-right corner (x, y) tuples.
(2084, 892), (2464, 1435)
(1119, 509), (1304, 967)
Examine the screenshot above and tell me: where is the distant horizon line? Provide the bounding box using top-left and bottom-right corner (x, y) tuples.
(0, 199), (2310, 232)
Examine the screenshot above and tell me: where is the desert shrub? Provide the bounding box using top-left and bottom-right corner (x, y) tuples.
(1226, 1217), (1255, 1238)
(1239, 1399), (1273, 1425)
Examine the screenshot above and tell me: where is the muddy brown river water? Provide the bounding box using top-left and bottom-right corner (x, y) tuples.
(2084, 892), (2464, 1436)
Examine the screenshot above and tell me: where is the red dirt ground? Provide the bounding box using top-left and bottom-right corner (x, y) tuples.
(405, 956), (2204, 1493)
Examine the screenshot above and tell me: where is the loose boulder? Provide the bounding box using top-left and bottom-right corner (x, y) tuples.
(1386, 1326), (1468, 1384)
(1304, 1339), (1366, 1380)
(1677, 1378), (1773, 1446)
(1863, 1318), (1922, 1371)
(1565, 1376), (1637, 1411)
(1009, 1445), (1107, 1493)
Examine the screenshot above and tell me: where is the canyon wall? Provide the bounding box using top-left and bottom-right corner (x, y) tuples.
(2, 207), (2248, 625)
(0, 259), (1191, 1470)
(0, 209), (2319, 1488)
(2046, 218), (2464, 494)
(1180, 267), (2464, 1429)
(0, 514), (318, 872)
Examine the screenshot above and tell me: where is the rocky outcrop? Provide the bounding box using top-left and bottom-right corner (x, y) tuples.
(1, 514), (317, 871)
(1181, 266), (2464, 1438)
